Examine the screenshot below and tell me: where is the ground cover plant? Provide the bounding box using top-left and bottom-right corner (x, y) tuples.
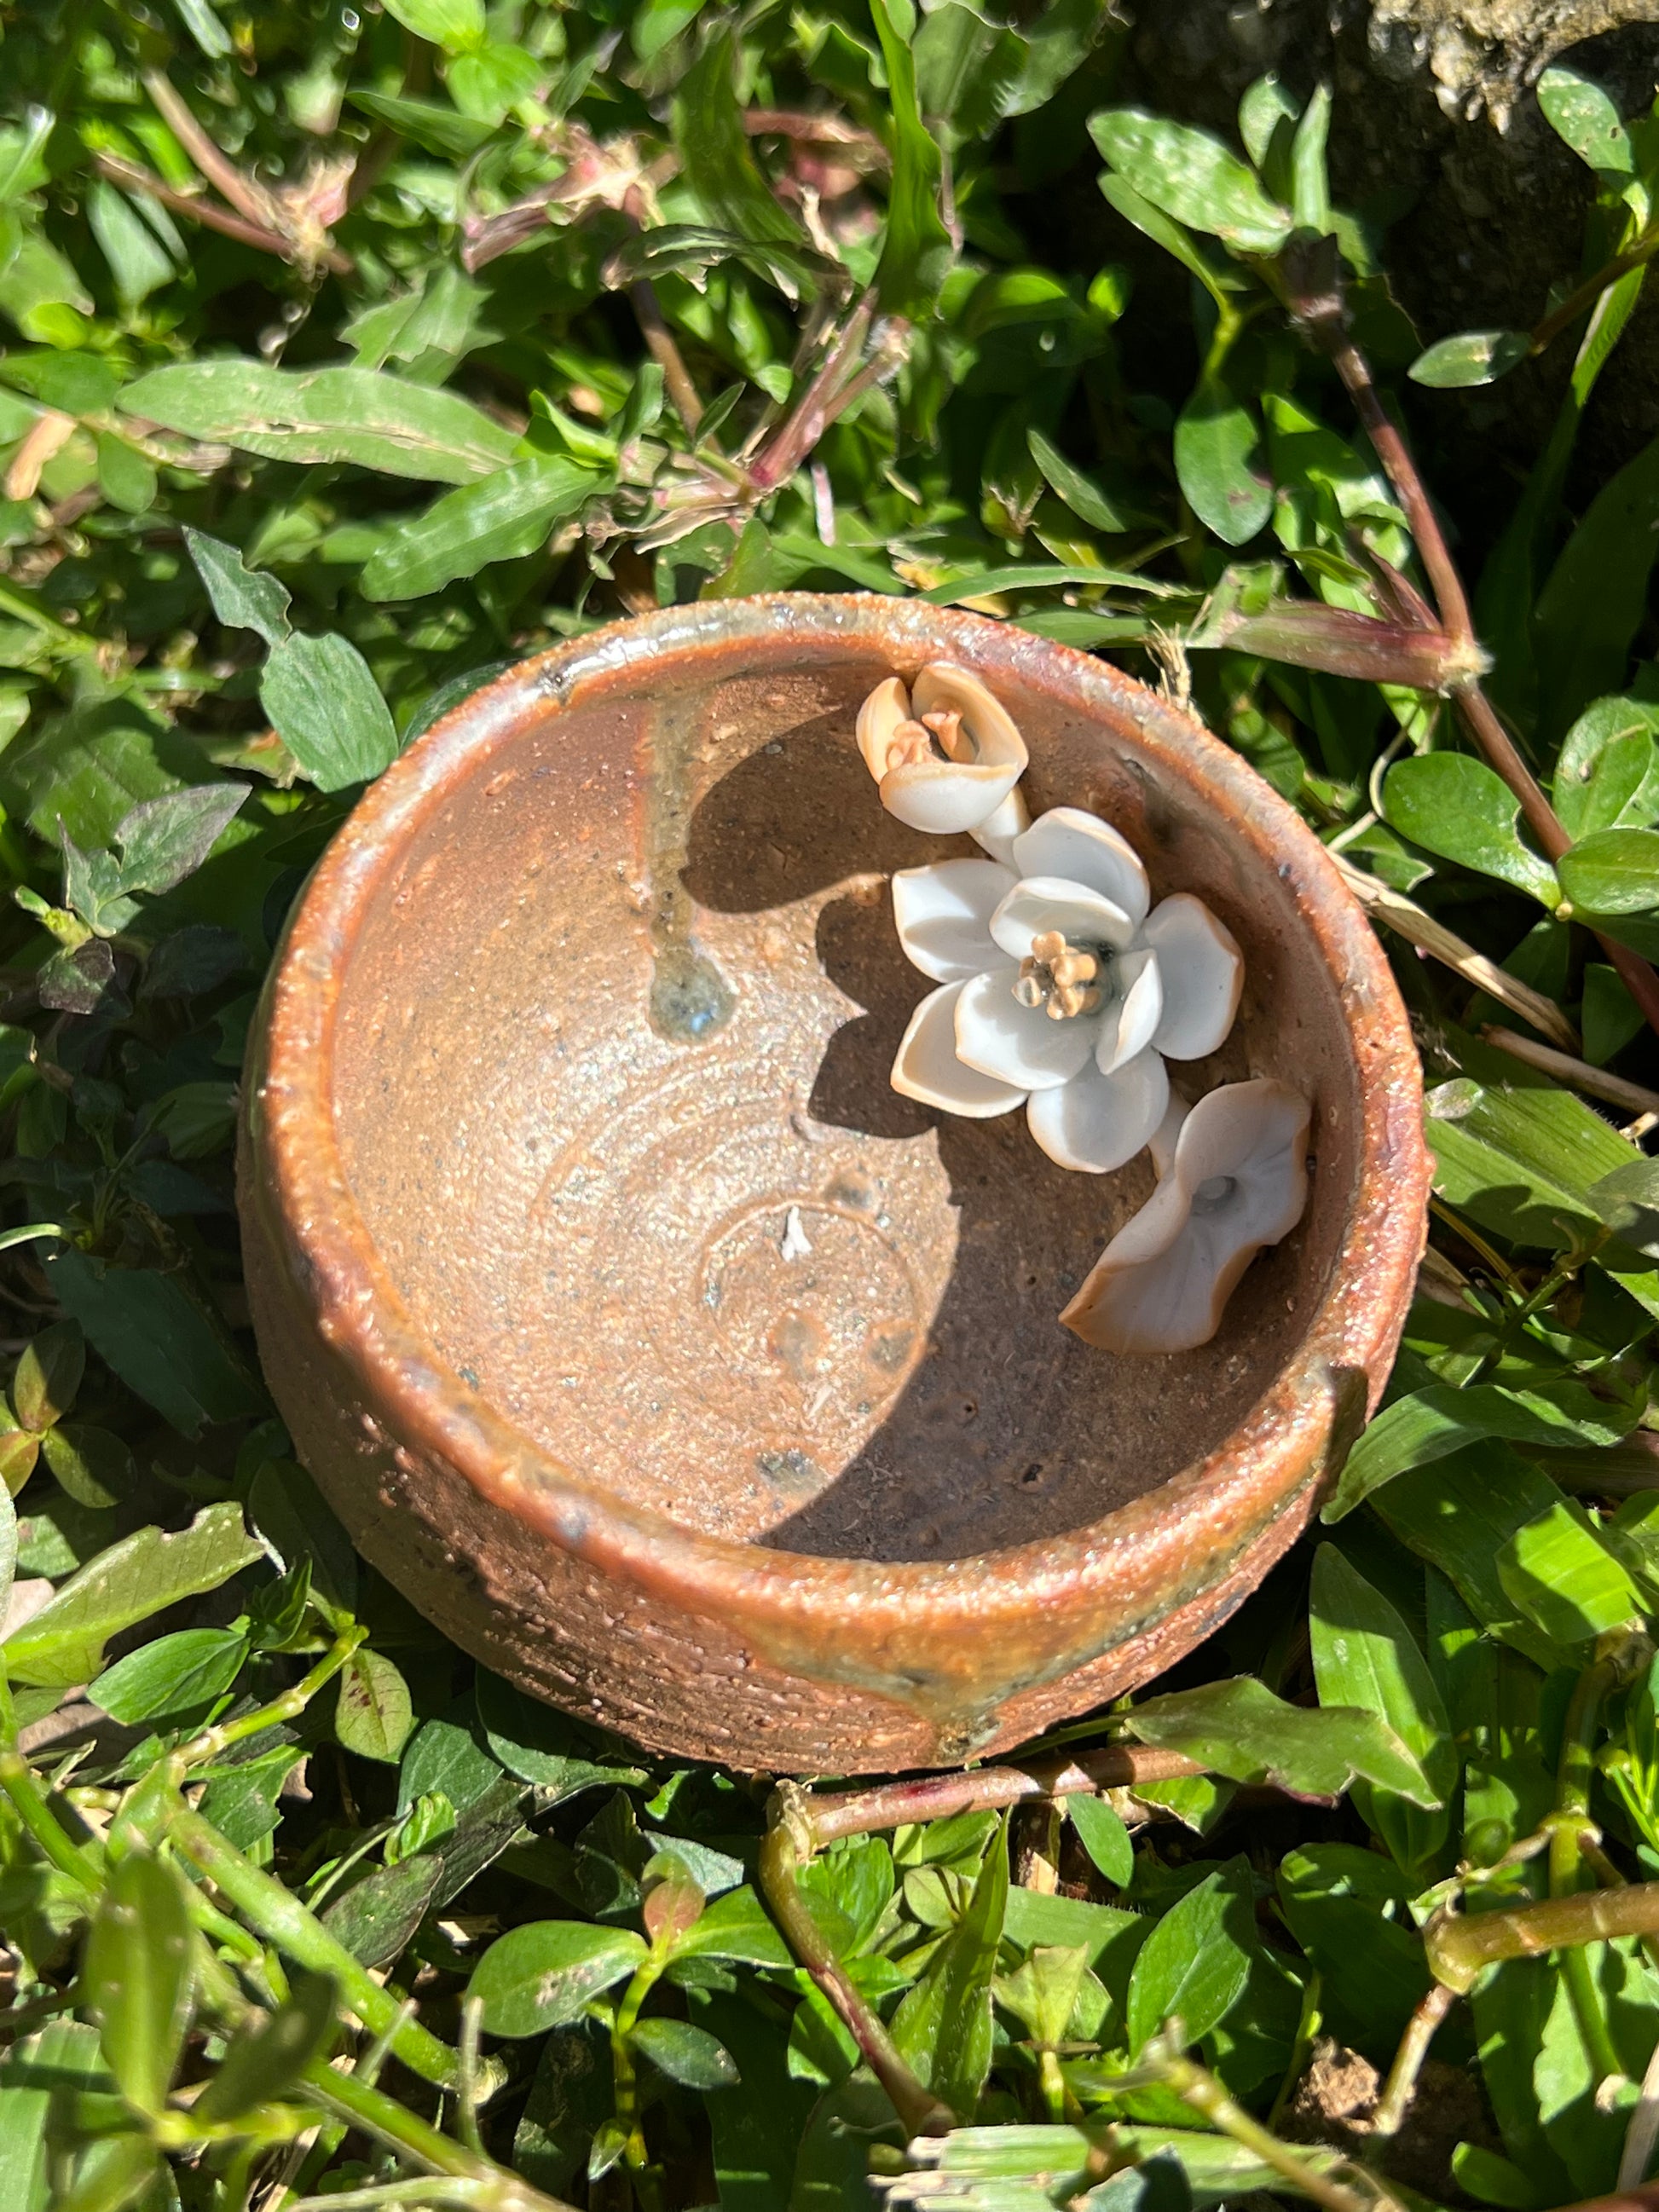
(2, 3), (1659, 2209)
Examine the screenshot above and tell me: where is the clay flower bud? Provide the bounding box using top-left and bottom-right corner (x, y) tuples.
(1061, 1078), (1311, 1354)
(857, 663), (1030, 858)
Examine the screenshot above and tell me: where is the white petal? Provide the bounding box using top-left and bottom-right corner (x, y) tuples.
(1095, 947), (1164, 1074)
(1142, 894), (1244, 1060)
(971, 784), (1031, 868)
(1062, 1079), (1311, 1354)
(891, 981), (1027, 1118)
(892, 858), (1016, 983)
(1026, 1049), (1169, 1174)
(857, 675), (911, 783)
(988, 875), (1136, 961)
(954, 967), (1098, 1091)
(881, 756), (1026, 835)
(1012, 807), (1150, 928)
(1147, 1090), (1191, 1179)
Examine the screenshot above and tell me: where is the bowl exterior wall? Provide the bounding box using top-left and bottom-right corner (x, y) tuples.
(240, 596), (1429, 1774)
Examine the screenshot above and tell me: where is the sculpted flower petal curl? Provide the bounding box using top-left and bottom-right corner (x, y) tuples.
(887, 807), (1245, 1175)
(1060, 1080), (1313, 1354)
(857, 662), (1032, 862)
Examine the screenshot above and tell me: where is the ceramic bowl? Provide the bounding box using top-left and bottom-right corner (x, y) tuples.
(239, 596), (1429, 1774)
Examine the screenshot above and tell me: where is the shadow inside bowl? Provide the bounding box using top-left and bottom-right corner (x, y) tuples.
(327, 650), (1334, 1566)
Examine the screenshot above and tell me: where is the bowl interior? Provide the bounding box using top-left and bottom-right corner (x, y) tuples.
(327, 632), (1359, 1564)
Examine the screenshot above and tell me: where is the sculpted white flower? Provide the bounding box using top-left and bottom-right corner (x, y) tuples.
(887, 806), (1246, 1174)
(1060, 1079), (1312, 1354)
(857, 663), (1031, 863)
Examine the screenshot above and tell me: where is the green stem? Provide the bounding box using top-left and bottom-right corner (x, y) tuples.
(611, 1957), (665, 2207)
(168, 1802), (476, 2094)
(1367, 1984), (1456, 2164)
(1550, 1652), (1633, 2088)
(177, 1626), (366, 1767)
(1530, 222), (1659, 357)
(1155, 2047), (1386, 2212)
(298, 2056), (568, 2211)
(0, 1751), (101, 1891)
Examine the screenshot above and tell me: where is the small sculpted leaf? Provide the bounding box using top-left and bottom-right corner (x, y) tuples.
(182, 529), (292, 648)
(90, 1625), (250, 1723)
(1556, 827), (1659, 915)
(82, 1853), (195, 2117)
(335, 1648), (414, 1762)
(260, 632), (398, 793)
(2, 1502), (261, 1687)
(630, 2017), (740, 2088)
(468, 1921), (648, 2037)
(12, 1320), (84, 1431)
(1384, 755), (1559, 904)
(1089, 109), (1292, 252)
(1408, 331), (1530, 388)
(1124, 1868), (1250, 2054)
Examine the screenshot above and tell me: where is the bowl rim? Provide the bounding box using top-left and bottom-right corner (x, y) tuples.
(251, 593), (1429, 1658)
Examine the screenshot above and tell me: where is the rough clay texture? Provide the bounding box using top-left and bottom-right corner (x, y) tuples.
(240, 598), (1429, 1774)
(1080, 3), (1659, 509)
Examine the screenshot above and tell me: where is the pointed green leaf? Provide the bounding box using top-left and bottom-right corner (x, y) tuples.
(260, 632), (398, 793)
(82, 1853), (195, 2117)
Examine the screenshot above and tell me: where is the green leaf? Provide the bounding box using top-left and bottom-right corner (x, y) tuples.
(335, 1648), (414, 1762)
(630, 2017), (740, 2088)
(247, 1458), (357, 1630)
(1289, 83), (1332, 232)
(3, 1501), (261, 1687)
(1323, 1381), (1634, 1521)
(673, 1885), (792, 1968)
(194, 1969), (337, 2122)
(118, 362), (520, 482)
(1557, 827), (1659, 915)
(346, 89), (495, 159)
(0, 1481), (14, 1629)
(1408, 330), (1530, 388)
(893, 1816), (1007, 2114)
(260, 632), (398, 793)
(89, 1625), (250, 1723)
(1533, 430), (1659, 739)
(448, 43), (542, 123)
(469, 1920), (649, 2036)
(1537, 66), (1634, 176)
(114, 783), (250, 897)
(321, 1854), (443, 1968)
(94, 436), (157, 517)
(12, 1319), (84, 1430)
(51, 2131), (162, 2212)
(1026, 427), (1132, 532)
(1553, 696), (1659, 840)
(86, 181), (176, 310)
(1277, 1844), (1431, 2060)
(1384, 755), (1559, 904)
(81, 1853), (194, 2117)
(1174, 371), (1271, 545)
(1128, 1675), (1441, 1805)
(361, 455), (599, 601)
(870, 0), (953, 315)
(476, 1671), (644, 1801)
(1308, 1545), (1455, 1874)
(381, 0), (485, 52)
(43, 1250), (262, 1437)
(182, 529), (292, 648)
(1067, 1795), (1134, 1888)
(673, 28), (818, 286)
(1495, 1499), (1643, 1643)
(1088, 109), (1291, 253)
(1124, 1869), (1250, 2055)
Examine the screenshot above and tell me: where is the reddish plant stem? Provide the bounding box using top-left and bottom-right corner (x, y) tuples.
(142, 68), (281, 230)
(630, 278), (703, 437)
(806, 1746), (1202, 1844)
(1287, 243), (1659, 1045)
(1367, 1983), (1456, 2163)
(1531, 227), (1659, 355)
(92, 153), (350, 274)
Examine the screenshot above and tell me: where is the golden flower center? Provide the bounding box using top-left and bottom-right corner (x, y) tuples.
(1014, 929), (1102, 1021)
(884, 707), (973, 773)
